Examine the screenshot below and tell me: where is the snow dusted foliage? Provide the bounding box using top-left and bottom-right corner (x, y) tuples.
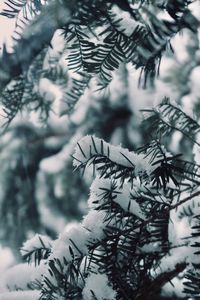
(0, 262), (45, 299)
(0, 1), (200, 299)
(88, 177), (146, 220)
(82, 209), (110, 241)
(2, 114), (200, 300)
(82, 273), (117, 300)
(21, 234), (52, 264)
(73, 135), (152, 179)
(49, 223), (90, 263)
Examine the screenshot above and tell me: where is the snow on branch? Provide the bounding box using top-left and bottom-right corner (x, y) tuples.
(21, 234), (52, 265)
(82, 273), (117, 300)
(0, 262), (45, 293)
(88, 177), (146, 220)
(48, 223), (90, 264)
(73, 135), (151, 178)
(47, 209), (113, 266)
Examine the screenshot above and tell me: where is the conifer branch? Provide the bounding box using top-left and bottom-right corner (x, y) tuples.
(136, 262), (187, 300)
(0, 0), (76, 90)
(170, 190), (200, 210)
(142, 98), (200, 146)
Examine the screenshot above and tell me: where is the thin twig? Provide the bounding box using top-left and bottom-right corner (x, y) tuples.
(170, 190), (200, 210)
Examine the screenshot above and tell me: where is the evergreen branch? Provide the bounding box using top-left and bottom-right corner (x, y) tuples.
(0, 74), (25, 127)
(66, 26), (90, 72)
(0, 0), (26, 18)
(1, 0), (198, 95)
(0, 0), (76, 91)
(73, 135), (151, 183)
(135, 7), (199, 86)
(10, 0), (49, 46)
(61, 72), (91, 115)
(173, 160), (200, 181)
(136, 262), (187, 300)
(21, 235), (52, 266)
(142, 98), (200, 146)
(0, 47), (55, 125)
(170, 190), (200, 210)
(165, 0), (195, 21)
(22, 246), (51, 266)
(65, 23), (131, 87)
(183, 269), (200, 296)
(0, 0), (48, 20)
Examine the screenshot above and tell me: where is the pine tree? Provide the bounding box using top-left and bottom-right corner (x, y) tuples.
(0, 0), (200, 299)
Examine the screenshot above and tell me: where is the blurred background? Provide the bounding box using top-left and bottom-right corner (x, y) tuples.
(0, 1), (199, 278)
